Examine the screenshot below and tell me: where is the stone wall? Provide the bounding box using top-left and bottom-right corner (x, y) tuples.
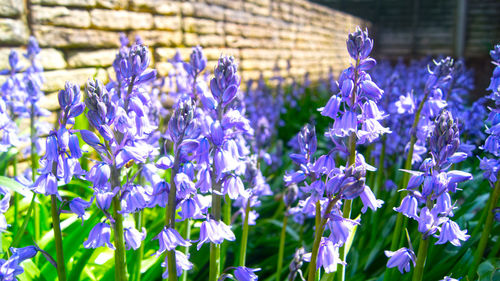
(0, 0), (369, 98)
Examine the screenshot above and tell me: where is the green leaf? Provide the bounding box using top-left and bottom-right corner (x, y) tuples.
(0, 175), (33, 198)
(345, 214), (360, 256)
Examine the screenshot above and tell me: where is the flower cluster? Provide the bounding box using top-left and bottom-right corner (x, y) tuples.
(285, 28), (386, 276)
(388, 110), (472, 273)
(479, 44), (500, 182)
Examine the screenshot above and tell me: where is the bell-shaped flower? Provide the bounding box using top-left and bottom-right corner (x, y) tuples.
(161, 250), (193, 278)
(83, 222), (114, 249)
(174, 173), (196, 199)
(154, 227), (191, 255)
(394, 194), (419, 219)
(69, 197), (93, 223)
(197, 219), (236, 250)
(435, 219), (470, 246)
(124, 227), (146, 250)
(384, 247), (416, 274)
(320, 95), (341, 119)
(330, 111), (357, 137)
(317, 238), (345, 273)
(359, 185), (383, 213)
(233, 266), (260, 281)
(223, 175), (247, 200)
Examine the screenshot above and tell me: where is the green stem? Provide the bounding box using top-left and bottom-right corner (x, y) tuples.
(308, 197), (339, 281)
(166, 153), (180, 280)
(111, 167), (127, 281)
(276, 214), (288, 281)
(385, 92), (429, 281)
(468, 177), (500, 279)
(9, 193), (36, 250)
(131, 211), (145, 281)
(336, 129), (357, 281)
(51, 195), (67, 281)
(181, 219), (191, 281)
(209, 180), (222, 281)
(12, 159), (18, 232)
(221, 194), (231, 269)
(307, 201), (323, 281)
(411, 236), (430, 281)
(30, 104), (40, 242)
(239, 200), (251, 266)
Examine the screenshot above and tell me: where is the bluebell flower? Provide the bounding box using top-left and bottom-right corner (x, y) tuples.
(161, 250), (193, 278)
(435, 219), (470, 246)
(197, 219), (235, 250)
(124, 227), (146, 250)
(316, 238), (345, 273)
(154, 227), (191, 255)
(233, 266), (260, 281)
(69, 197), (93, 223)
(84, 222), (115, 249)
(394, 194), (419, 219)
(384, 247), (416, 274)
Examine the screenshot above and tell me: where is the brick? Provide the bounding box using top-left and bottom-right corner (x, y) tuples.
(183, 18), (223, 35)
(130, 30), (182, 47)
(130, 0), (180, 15)
(154, 15), (181, 31)
(67, 49), (117, 67)
(42, 68), (108, 92)
(0, 19), (29, 45)
(32, 5), (91, 28)
(33, 25), (120, 48)
(31, 0), (96, 7)
(0, 0), (24, 18)
(91, 9), (153, 30)
(96, 0), (127, 9)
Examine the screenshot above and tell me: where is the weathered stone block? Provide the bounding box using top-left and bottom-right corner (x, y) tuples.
(183, 18), (222, 35)
(33, 25), (120, 48)
(0, 0), (24, 17)
(155, 47), (191, 62)
(31, 0), (96, 7)
(42, 68), (108, 92)
(154, 15), (181, 31)
(67, 49), (117, 68)
(199, 35), (225, 47)
(32, 6), (91, 28)
(40, 49), (67, 70)
(224, 23), (243, 36)
(130, 30), (182, 47)
(130, 0), (180, 15)
(91, 9), (153, 30)
(96, 0), (127, 9)
(0, 19), (29, 45)
(191, 2), (225, 21)
(203, 48), (239, 60)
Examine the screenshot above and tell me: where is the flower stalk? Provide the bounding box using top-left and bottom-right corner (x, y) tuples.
(468, 175), (500, 279)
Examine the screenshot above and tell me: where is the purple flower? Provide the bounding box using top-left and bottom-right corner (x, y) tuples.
(233, 266), (260, 281)
(435, 219), (470, 246)
(223, 175), (247, 200)
(394, 194), (419, 219)
(320, 95), (341, 118)
(69, 197), (93, 223)
(154, 227), (191, 255)
(316, 238), (345, 273)
(10, 246), (38, 261)
(359, 185), (384, 213)
(83, 222), (115, 249)
(124, 227), (146, 250)
(161, 250), (193, 278)
(197, 219), (235, 250)
(384, 247), (416, 274)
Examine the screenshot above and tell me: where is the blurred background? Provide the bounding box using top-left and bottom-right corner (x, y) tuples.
(1, 0), (498, 100)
